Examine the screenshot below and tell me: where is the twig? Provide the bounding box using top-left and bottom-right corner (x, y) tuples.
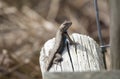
(47, 0), (60, 21)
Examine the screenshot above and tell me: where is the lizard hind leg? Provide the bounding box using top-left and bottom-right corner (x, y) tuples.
(53, 53), (63, 64)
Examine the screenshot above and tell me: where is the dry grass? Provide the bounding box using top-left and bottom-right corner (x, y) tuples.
(0, 0), (110, 79)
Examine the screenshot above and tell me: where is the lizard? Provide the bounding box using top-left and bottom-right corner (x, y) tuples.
(46, 20), (75, 71)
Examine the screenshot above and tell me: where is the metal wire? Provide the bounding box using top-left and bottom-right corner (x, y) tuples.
(94, 0), (104, 46)
(94, 0), (107, 69)
(100, 44), (110, 48)
(94, 0), (110, 52)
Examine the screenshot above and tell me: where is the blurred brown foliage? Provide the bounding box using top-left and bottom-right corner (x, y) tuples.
(0, 0), (109, 79)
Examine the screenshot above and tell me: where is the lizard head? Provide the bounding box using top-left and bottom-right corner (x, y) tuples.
(60, 20), (72, 32)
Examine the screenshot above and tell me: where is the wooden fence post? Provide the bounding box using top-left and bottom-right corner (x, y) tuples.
(110, 0), (120, 69)
(39, 33), (105, 79)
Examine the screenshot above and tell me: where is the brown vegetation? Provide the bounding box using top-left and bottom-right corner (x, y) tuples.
(0, 0), (109, 79)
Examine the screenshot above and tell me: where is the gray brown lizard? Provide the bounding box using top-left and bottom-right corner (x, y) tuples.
(46, 20), (75, 71)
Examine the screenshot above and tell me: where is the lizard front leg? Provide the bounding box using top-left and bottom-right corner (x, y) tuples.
(64, 32), (78, 45)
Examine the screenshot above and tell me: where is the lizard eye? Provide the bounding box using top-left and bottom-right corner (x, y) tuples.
(60, 21), (72, 31)
(63, 22), (72, 26)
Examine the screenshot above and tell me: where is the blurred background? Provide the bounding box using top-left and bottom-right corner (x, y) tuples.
(0, 0), (109, 79)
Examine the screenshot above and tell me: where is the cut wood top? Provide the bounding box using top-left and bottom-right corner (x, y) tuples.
(39, 33), (105, 74)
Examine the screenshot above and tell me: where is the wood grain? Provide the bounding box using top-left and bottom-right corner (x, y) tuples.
(40, 33), (105, 74)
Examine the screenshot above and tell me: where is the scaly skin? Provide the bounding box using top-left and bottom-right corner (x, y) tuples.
(46, 21), (72, 71)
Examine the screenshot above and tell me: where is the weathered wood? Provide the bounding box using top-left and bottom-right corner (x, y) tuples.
(40, 33), (105, 74)
(110, 0), (120, 69)
(44, 71), (120, 79)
